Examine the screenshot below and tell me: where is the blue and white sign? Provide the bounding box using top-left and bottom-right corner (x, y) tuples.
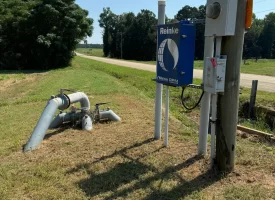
(157, 21), (196, 87)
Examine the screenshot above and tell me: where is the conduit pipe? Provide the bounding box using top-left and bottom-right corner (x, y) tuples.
(23, 92), (90, 152)
(100, 110), (121, 122)
(49, 112), (82, 129)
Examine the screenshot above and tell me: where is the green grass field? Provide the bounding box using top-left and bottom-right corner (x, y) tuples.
(76, 48), (104, 57)
(0, 57), (275, 199)
(76, 48), (275, 76)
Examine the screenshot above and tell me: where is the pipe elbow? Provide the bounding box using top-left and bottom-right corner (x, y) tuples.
(68, 92), (90, 110)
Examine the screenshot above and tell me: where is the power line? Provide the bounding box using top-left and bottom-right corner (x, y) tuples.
(255, 0), (268, 4)
(255, 8), (275, 14)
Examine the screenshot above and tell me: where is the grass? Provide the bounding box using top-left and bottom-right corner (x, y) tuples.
(76, 48), (104, 57)
(76, 48), (275, 76)
(0, 56), (275, 199)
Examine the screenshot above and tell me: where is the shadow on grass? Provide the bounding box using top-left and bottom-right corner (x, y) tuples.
(67, 138), (222, 199)
(44, 126), (70, 140)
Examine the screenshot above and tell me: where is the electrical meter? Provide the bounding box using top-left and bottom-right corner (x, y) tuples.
(205, 0), (238, 36)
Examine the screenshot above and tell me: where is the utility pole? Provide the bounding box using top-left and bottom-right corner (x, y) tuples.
(154, 0), (165, 139)
(215, 0), (246, 172)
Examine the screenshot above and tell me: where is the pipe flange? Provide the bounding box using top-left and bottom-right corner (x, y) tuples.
(63, 94), (71, 109)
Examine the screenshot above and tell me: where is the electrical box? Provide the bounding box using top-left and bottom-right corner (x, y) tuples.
(156, 21), (196, 87)
(205, 0), (238, 36)
(204, 56), (227, 94)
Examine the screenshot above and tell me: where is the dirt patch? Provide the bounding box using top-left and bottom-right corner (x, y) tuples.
(0, 73), (47, 92)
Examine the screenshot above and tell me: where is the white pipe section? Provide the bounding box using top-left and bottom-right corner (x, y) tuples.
(164, 86), (169, 147)
(49, 112), (82, 129)
(68, 92), (90, 110)
(210, 36), (222, 166)
(24, 97), (68, 152)
(198, 36), (214, 155)
(100, 110), (121, 122)
(82, 115), (93, 131)
(24, 92), (90, 152)
(155, 0), (166, 140)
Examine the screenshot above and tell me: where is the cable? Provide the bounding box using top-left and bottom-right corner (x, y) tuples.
(255, 8), (275, 14)
(181, 86), (204, 111)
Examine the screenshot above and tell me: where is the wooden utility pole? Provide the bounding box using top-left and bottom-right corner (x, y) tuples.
(216, 0), (246, 172)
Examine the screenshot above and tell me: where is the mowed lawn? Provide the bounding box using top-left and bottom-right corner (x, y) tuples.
(76, 48), (104, 57)
(0, 57), (275, 199)
(77, 48), (275, 77)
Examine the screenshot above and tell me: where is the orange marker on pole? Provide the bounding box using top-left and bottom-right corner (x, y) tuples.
(245, 0), (253, 29)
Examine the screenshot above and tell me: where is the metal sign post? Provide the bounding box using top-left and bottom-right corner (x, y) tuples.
(154, 0), (166, 140)
(156, 20), (196, 147)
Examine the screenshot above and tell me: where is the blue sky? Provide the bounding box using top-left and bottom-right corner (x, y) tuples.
(75, 0), (275, 44)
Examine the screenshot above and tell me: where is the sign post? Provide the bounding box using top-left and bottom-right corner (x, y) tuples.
(156, 21), (196, 146)
(154, 0), (166, 140)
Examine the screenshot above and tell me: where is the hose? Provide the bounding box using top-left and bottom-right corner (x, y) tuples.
(181, 86), (204, 111)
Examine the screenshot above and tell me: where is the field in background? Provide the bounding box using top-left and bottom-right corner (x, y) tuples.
(76, 48), (275, 76)
(76, 48), (103, 57)
(0, 56), (275, 199)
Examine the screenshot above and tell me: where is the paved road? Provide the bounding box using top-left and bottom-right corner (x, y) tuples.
(77, 53), (275, 92)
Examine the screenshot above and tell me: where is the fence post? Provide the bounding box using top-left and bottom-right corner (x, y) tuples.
(249, 80), (258, 119)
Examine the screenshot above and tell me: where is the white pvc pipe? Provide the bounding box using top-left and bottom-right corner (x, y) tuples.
(198, 36), (214, 155)
(24, 92), (90, 152)
(164, 86), (169, 147)
(154, 0), (166, 140)
(210, 36), (222, 166)
(68, 92), (90, 110)
(82, 115), (93, 131)
(210, 94), (217, 166)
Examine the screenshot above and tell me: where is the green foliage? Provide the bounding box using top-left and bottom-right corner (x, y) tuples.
(175, 5), (206, 60)
(0, 0), (93, 70)
(243, 15), (264, 59)
(99, 8), (157, 60)
(98, 5), (206, 61)
(258, 12), (275, 59)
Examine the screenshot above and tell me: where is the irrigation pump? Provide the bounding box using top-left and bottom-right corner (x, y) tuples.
(23, 89), (121, 152)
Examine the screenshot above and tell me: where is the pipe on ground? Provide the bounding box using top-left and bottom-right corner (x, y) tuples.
(24, 92), (90, 152)
(82, 115), (93, 131)
(100, 110), (121, 122)
(49, 112), (82, 129)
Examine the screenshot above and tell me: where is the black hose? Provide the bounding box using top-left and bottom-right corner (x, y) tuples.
(181, 86), (204, 111)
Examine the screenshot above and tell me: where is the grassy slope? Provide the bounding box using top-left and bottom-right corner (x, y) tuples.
(0, 56), (275, 199)
(76, 48), (275, 76)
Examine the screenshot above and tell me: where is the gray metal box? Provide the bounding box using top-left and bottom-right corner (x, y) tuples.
(205, 0), (238, 36)
(204, 56), (227, 94)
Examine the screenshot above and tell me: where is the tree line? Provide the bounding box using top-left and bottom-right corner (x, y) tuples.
(77, 44), (103, 49)
(0, 0), (93, 70)
(99, 6), (275, 61)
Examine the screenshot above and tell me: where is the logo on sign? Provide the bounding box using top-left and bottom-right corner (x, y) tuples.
(158, 39), (179, 72)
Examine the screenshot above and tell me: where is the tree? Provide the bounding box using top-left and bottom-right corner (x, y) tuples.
(0, 0), (93, 70)
(99, 8), (157, 61)
(258, 12), (275, 58)
(175, 5), (206, 60)
(243, 14), (264, 60)
(98, 7), (116, 57)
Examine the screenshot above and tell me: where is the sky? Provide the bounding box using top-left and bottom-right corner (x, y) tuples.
(75, 0), (275, 44)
